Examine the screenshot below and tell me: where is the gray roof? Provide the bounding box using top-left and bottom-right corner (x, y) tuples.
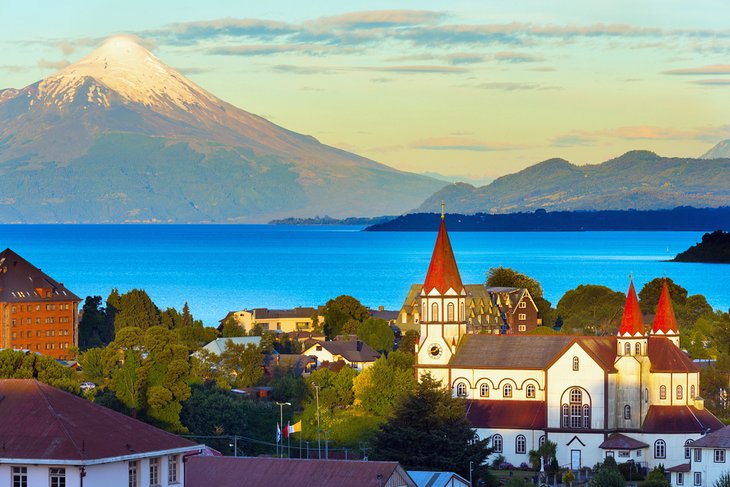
(685, 425), (730, 448)
(307, 339), (380, 363)
(0, 248), (80, 303)
(408, 471), (469, 487)
(450, 334), (574, 369)
(198, 337), (262, 356)
(254, 307), (319, 320)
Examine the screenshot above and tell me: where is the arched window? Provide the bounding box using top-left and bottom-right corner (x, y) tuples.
(516, 435), (526, 454)
(583, 404), (591, 428)
(422, 303), (427, 320)
(645, 388), (649, 403)
(677, 385), (683, 400)
(432, 303), (439, 322)
(492, 434), (503, 453)
(456, 382), (467, 397)
(503, 384), (513, 398)
(655, 439), (666, 459)
(460, 302), (465, 321)
(623, 405), (631, 420)
(660, 385), (667, 400)
(685, 439), (693, 459)
(635, 342), (642, 355)
(480, 383), (489, 397)
(624, 342), (631, 355)
(539, 435), (546, 447)
(691, 385), (696, 399)
(526, 384), (536, 398)
(572, 357), (579, 371)
(447, 303), (455, 321)
(562, 388), (591, 429)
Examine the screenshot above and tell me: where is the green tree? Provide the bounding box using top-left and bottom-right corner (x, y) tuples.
(113, 289), (161, 331)
(0, 349), (79, 392)
(398, 330), (419, 354)
(221, 316), (245, 337)
(589, 456), (625, 487)
(638, 278), (688, 314)
(644, 466), (670, 487)
(713, 472), (730, 487)
(487, 267), (553, 325)
(220, 341), (264, 388)
(357, 317), (395, 353)
(556, 285), (626, 334)
(370, 373), (492, 479)
(323, 295), (369, 339)
(353, 350), (416, 416)
(78, 296), (114, 350)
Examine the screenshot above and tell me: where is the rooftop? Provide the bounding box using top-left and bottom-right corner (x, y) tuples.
(0, 248), (80, 303)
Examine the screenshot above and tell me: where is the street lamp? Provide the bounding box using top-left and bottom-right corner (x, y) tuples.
(276, 401), (291, 458)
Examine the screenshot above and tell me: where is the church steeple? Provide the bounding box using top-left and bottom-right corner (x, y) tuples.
(618, 279), (645, 337)
(651, 279), (680, 346)
(423, 216), (464, 296)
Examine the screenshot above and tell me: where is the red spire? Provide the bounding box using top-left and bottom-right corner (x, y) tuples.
(423, 218), (464, 295)
(618, 280), (645, 336)
(652, 280), (679, 334)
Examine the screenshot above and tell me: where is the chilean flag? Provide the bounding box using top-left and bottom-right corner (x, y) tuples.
(276, 423), (281, 443)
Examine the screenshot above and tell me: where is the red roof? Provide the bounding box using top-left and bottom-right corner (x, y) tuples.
(667, 463), (691, 473)
(466, 400), (546, 429)
(598, 433), (648, 450)
(647, 337), (698, 372)
(618, 280), (645, 336)
(652, 280), (679, 334)
(186, 457), (415, 487)
(642, 405), (723, 434)
(423, 219), (464, 295)
(0, 379), (198, 461)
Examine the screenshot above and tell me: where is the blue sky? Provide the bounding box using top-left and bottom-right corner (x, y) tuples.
(2, 1), (730, 181)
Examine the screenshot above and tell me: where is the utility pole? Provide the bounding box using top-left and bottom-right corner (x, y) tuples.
(276, 401), (291, 458)
(314, 384), (321, 459)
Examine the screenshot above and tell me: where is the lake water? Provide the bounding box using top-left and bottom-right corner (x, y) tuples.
(0, 225), (726, 326)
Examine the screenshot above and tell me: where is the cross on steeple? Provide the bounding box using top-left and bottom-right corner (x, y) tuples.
(441, 200), (445, 220)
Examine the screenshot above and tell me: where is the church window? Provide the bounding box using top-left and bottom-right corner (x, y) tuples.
(447, 303), (455, 321)
(432, 303), (439, 322)
(539, 435), (546, 447)
(623, 405), (631, 420)
(572, 357), (579, 371)
(583, 404), (591, 428)
(456, 382), (467, 397)
(562, 388), (591, 429)
(677, 385), (683, 400)
(516, 435), (526, 454)
(480, 383), (489, 397)
(562, 404), (569, 427)
(422, 303), (427, 320)
(526, 384), (536, 398)
(635, 342), (641, 355)
(492, 434), (503, 453)
(645, 388), (649, 403)
(503, 384), (513, 398)
(660, 385), (667, 400)
(654, 439), (666, 459)
(691, 385), (696, 399)
(460, 302), (465, 321)
(624, 342), (631, 355)
(685, 440), (693, 459)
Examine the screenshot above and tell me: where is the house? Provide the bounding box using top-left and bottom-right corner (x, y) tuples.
(221, 307), (324, 334)
(668, 425), (730, 487)
(411, 214), (723, 471)
(398, 283), (539, 334)
(302, 339), (380, 371)
(408, 470), (470, 487)
(0, 248), (81, 360)
(186, 457), (417, 487)
(0, 379), (202, 487)
(369, 306), (399, 325)
(196, 336), (262, 357)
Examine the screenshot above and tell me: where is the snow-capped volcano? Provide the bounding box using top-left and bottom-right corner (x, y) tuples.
(0, 36), (444, 223)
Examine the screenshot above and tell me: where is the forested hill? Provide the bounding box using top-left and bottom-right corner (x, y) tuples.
(365, 207), (730, 232)
(674, 230), (730, 263)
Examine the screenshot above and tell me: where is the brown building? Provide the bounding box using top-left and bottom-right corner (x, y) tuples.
(0, 249), (80, 359)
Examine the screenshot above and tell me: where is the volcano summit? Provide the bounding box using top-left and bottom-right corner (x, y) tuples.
(0, 36), (443, 223)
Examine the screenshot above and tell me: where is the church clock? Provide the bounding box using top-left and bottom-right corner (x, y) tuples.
(428, 343), (443, 359)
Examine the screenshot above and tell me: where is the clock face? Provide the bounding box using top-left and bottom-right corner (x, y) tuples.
(429, 343), (443, 359)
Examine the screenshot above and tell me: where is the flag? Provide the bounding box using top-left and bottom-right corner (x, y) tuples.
(283, 421), (289, 440)
(276, 423), (281, 443)
(288, 421), (302, 435)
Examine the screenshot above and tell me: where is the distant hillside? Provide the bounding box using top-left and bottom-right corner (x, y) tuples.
(416, 151), (730, 214)
(270, 215), (394, 225)
(365, 207), (730, 232)
(701, 139), (730, 159)
(674, 230), (730, 263)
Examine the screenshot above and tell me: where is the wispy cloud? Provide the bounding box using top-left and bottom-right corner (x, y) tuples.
(474, 81), (557, 91)
(557, 124), (730, 143)
(664, 64), (730, 75)
(150, 18), (298, 45)
(209, 43), (339, 56)
(0, 65), (31, 73)
(175, 66), (212, 75)
(37, 58), (70, 70)
(411, 136), (524, 152)
(692, 78), (730, 86)
(494, 51), (544, 63)
(310, 10), (445, 29)
(551, 135), (596, 147)
(363, 65), (467, 74)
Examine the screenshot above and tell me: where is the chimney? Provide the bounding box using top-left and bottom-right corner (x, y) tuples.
(378, 306), (384, 311)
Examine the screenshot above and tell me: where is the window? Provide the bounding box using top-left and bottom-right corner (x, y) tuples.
(432, 303), (439, 321)
(686, 440), (693, 459)
(694, 473), (702, 486)
(11, 306), (16, 313)
(480, 383), (489, 397)
(422, 303), (427, 319)
(518, 325), (526, 332)
(516, 435), (526, 454)
(623, 342), (631, 355)
(519, 301), (527, 308)
(562, 388), (591, 429)
(691, 385), (696, 399)
(539, 435), (546, 447)
(460, 302), (465, 321)
(129, 461), (138, 487)
(654, 439), (666, 459)
(677, 385), (684, 400)
(635, 342), (641, 355)
(623, 405), (631, 420)
(518, 313), (526, 321)
(50, 468), (66, 487)
(503, 384), (512, 398)
(660, 385), (667, 400)
(715, 449), (726, 463)
(645, 388), (649, 403)
(677, 472), (684, 485)
(150, 457), (160, 486)
(456, 382), (467, 397)
(12, 466), (27, 487)
(695, 448), (702, 462)
(168, 455), (179, 483)
(492, 434), (503, 453)
(447, 303), (455, 321)
(618, 451), (630, 458)
(526, 384), (536, 398)
(573, 356), (579, 371)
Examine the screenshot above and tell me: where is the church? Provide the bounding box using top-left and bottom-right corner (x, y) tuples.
(413, 214), (722, 472)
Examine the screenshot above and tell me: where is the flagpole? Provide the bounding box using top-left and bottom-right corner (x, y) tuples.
(288, 421), (291, 458)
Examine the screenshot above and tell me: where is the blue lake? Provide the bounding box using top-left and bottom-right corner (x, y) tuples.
(0, 225), (726, 325)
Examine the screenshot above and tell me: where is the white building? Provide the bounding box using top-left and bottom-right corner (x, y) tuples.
(0, 379), (202, 487)
(413, 214), (722, 471)
(302, 339), (380, 371)
(669, 426), (730, 487)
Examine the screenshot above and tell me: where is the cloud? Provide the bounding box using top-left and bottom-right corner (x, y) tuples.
(364, 65), (467, 74)
(692, 78), (730, 86)
(151, 18), (298, 44)
(663, 64), (730, 75)
(551, 135), (596, 147)
(494, 51), (544, 63)
(474, 81), (556, 91)
(410, 136), (524, 152)
(446, 52), (485, 65)
(310, 10), (445, 29)
(175, 66), (212, 75)
(209, 43), (338, 56)
(558, 124), (730, 143)
(271, 64), (332, 75)
(37, 58), (70, 70)
(0, 65), (31, 73)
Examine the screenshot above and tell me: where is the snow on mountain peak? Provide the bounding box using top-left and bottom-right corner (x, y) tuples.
(37, 35), (218, 111)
